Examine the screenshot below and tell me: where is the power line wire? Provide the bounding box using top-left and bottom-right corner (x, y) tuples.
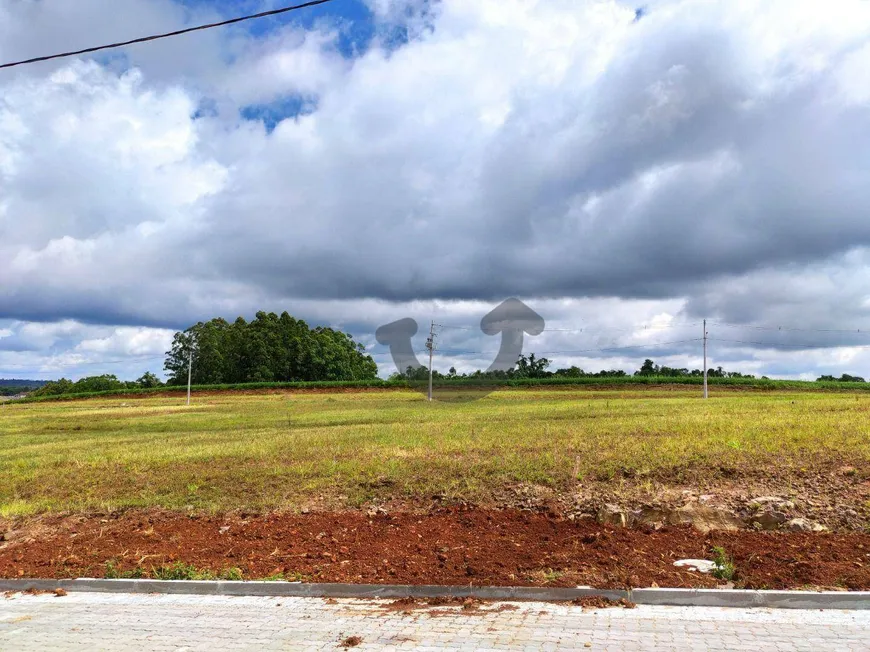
(439, 320), (870, 336)
(539, 339), (704, 355)
(709, 322), (870, 335)
(437, 322), (704, 334)
(375, 338), (704, 357)
(0, 0), (336, 70)
(709, 337), (870, 350)
(376, 332), (870, 358)
(0, 354), (165, 369)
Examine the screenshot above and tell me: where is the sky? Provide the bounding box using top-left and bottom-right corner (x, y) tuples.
(2, 0), (870, 381)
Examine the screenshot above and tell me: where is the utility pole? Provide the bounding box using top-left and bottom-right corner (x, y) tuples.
(703, 319), (708, 399)
(186, 347), (193, 406)
(426, 321), (436, 402)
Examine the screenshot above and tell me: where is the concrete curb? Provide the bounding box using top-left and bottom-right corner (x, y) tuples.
(631, 588), (870, 610)
(2, 579), (869, 610)
(0, 579), (626, 603)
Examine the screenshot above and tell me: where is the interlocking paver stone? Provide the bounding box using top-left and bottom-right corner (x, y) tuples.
(1, 592), (869, 650)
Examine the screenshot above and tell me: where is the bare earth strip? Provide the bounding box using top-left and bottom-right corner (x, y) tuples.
(2, 508), (870, 590)
(3, 388), (870, 590)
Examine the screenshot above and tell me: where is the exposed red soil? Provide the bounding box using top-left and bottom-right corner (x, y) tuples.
(571, 596), (636, 609)
(381, 596), (499, 615)
(3, 508), (870, 590)
(339, 635), (362, 648)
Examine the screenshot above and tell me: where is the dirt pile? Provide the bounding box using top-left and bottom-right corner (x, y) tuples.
(496, 463), (870, 532)
(571, 596), (636, 610)
(2, 508), (870, 590)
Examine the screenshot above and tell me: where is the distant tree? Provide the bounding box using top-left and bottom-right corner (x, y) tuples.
(31, 375), (127, 396)
(554, 366), (585, 378)
(816, 374), (865, 382)
(136, 372), (163, 388)
(594, 369), (628, 377)
(71, 375), (127, 393)
(29, 378), (74, 397)
(515, 353), (551, 378)
(708, 366), (726, 378)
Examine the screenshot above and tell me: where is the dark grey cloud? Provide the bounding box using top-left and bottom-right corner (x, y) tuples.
(3, 0), (870, 380)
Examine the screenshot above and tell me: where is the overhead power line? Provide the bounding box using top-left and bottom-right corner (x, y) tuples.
(709, 322), (870, 335)
(0, 0), (336, 70)
(438, 322), (704, 334)
(709, 337), (870, 351)
(439, 320), (870, 336)
(378, 338), (704, 358)
(0, 354), (165, 369)
(540, 339), (704, 355)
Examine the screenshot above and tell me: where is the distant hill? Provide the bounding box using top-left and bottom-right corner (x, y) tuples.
(0, 379), (48, 396)
(0, 379), (48, 388)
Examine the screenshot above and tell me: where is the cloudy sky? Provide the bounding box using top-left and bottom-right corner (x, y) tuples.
(2, 0), (870, 381)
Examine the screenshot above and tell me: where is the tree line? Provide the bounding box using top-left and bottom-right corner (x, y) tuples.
(27, 372), (163, 397)
(391, 356), (766, 381)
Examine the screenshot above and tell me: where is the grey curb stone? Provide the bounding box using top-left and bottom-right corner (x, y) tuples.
(631, 588), (870, 610)
(0, 579), (627, 602)
(2, 579), (868, 610)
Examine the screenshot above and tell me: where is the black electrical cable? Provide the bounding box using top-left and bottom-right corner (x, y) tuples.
(0, 0), (336, 70)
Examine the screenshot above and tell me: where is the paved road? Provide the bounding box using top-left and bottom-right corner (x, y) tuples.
(1, 592), (869, 651)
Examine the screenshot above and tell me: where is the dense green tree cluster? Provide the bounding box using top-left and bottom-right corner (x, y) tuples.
(163, 311), (378, 385)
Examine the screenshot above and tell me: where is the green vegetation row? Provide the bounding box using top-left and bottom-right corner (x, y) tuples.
(11, 374), (870, 404)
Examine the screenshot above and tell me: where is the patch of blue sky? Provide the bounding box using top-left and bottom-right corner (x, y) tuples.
(240, 94), (318, 131)
(177, 0), (376, 58)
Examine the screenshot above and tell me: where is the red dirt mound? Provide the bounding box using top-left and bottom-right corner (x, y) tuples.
(2, 508), (869, 590)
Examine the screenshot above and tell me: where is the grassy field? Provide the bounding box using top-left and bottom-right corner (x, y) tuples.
(2, 387), (870, 517)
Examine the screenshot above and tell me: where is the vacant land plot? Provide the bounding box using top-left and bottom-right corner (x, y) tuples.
(1, 387), (869, 520)
(4, 387), (870, 588)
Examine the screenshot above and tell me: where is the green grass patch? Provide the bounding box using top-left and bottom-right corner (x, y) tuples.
(711, 546), (737, 581)
(2, 387), (870, 514)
